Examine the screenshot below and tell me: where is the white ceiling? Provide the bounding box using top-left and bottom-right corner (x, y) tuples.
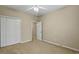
(6, 5), (65, 16)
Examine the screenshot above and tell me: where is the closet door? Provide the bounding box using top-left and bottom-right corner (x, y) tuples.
(0, 16), (21, 47)
(6, 17), (21, 46)
(1, 16), (7, 47)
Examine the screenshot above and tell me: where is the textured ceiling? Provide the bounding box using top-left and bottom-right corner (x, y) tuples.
(6, 5), (65, 16)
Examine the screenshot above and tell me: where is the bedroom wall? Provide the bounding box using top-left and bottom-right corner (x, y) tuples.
(0, 6), (34, 43)
(41, 6), (79, 51)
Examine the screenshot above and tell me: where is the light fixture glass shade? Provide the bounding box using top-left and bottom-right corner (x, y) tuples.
(34, 7), (39, 12)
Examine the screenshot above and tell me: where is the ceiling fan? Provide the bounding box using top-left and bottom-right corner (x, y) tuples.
(26, 5), (47, 15)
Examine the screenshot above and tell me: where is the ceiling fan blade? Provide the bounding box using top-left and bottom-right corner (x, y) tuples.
(38, 7), (47, 10)
(26, 7), (34, 11)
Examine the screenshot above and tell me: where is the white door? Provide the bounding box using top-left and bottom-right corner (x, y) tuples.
(6, 17), (21, 46)
(36, 21), (42, 40)
(1, 16), (7, 47)
(1, 16), (21, 47)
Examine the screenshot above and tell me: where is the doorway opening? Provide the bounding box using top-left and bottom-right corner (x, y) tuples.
(32, 21), (43, 41)
(32, 22), (37, 41)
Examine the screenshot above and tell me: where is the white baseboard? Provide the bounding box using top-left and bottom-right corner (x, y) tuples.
(43, 39), (79, 52)
(20, 39), (32, 43)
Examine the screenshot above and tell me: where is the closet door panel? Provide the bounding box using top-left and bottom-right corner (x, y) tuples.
(1, 16), (7, 47)
(14, 20), (21, 43)
(0, 16), (21, 47)
(6, 18), (15, 45)
(6, 17), (21, 46)
(13, 18), (21, 43)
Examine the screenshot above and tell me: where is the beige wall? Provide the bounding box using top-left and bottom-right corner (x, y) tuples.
(0, 6), (34, 43)
(41, 6), (79, 51)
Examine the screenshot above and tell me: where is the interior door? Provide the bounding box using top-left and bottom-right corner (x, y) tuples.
(6, 17), (21, 46)
(36, 21), (42, 40)
(1, 16), (7, 47)
(1, 16), (21, 47)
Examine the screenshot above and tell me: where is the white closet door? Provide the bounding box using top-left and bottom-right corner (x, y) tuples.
(1, 16), (7, 47)
(1, 16), (21, 47)
(6, 17), (21, 46)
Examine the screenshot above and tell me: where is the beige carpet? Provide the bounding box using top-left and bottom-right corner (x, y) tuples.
(0, 40), (78, 54)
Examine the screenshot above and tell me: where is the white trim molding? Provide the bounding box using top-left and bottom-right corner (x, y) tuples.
(20, 39), (32, 43)
(43, 39), (79, 52)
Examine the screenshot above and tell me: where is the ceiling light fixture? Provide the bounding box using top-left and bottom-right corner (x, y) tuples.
(34, 7), (39, 12)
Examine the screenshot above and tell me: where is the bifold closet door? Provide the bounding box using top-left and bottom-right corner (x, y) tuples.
(6, 17), (21, 46)
(1, 16), (21, 47)
(1, 16), (7, 47)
